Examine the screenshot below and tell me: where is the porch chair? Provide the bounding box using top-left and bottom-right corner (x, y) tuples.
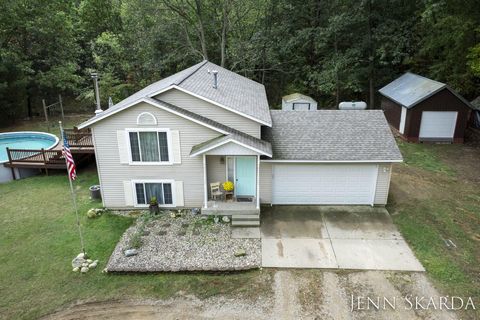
(210, 182), (224, 201)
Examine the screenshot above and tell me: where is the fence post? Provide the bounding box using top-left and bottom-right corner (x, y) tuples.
(42, 99), (48, 123)
(41, 148), (49, 176)
(59, 94), (64, 120)
(6, 147), (15, 180)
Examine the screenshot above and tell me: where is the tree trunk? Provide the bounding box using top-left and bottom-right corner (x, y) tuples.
(194, 0), (208, 60)
(367, 0), (374, 109)
(220, 0), (230, 67)
(334, 32), (340, 108)
(27, 91), (32, 119)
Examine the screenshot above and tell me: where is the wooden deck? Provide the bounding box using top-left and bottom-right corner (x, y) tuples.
(4, 128), (94, 178)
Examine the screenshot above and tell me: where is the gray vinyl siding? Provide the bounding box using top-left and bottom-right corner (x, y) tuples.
(92, 102), (219, 208)
(259, 162), (272, 204)
(206, 155), (226, 197)
(374, 164), (393, 205)
(156, 88), (262, 138)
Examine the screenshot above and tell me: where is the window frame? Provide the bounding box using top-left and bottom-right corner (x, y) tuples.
(131, 179), (176, 208)
(125, 128), (173, 165)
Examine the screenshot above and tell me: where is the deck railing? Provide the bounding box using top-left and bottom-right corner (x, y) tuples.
(6, 148), (65, 166)
(63, 128), (93, 148)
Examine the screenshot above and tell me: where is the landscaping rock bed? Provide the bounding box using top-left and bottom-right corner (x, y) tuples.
(106, 212), (261, 272)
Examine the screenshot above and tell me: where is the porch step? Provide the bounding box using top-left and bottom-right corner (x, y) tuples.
(232, 214), (259, 221)
(231, 214), (260, 227)
(231, 220), (260, 227)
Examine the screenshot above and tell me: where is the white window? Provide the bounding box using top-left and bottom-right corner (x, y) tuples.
(126, 129), (171, 164)
(133, 180), (174, 206)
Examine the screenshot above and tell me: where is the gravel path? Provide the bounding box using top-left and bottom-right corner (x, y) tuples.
(107, 213), (261, 272)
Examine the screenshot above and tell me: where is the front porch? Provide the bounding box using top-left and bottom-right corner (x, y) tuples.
(201, 199), (260, 215)
(201, 153), (261, 216)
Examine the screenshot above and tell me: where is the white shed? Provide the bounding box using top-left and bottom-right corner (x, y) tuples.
(282, 93), (317, 111)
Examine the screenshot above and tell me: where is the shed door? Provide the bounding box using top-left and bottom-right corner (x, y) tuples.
(419, 111), (458, 139)
(292, 102), (311, 111)
(272, 164), (377, 205)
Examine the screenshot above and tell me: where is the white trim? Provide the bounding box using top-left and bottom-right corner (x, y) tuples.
(125, 128), (173, 165)
(399, 107), (407, 134)
(136, 111), (157, 125)
(190, 138), (272, 157)
(256, 155), (260, 209)
(371, 164), (379, 206)
(203, 154), (207, 209)
(78, 98), (229, 134)
(149, 85), (272, 127)
(261, 159), (403, 163)
(226, 156), (236, 197)
(90, 127), (105, 207)
(131, 179), (176, 208)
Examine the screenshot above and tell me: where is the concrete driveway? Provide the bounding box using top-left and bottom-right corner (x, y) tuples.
(261, 206), (425, 271)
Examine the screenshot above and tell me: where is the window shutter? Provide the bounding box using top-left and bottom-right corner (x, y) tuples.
(171, 130), (181, 164)
(124, 181), (134, 206)
(117, 130), (129, 164)
(175, 181), (184, 207)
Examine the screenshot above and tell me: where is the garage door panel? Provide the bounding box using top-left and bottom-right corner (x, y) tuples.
(419, 111), (457, 139)
(272, 164), (377, 205)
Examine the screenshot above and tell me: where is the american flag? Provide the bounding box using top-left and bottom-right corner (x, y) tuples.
(62, 132), (77, 180)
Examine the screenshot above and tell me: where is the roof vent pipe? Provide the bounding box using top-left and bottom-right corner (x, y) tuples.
(91, 72), (102, 114)
(212, 70), (218, 89)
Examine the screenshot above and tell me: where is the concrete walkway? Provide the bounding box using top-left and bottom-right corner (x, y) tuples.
(261, 206), (425, 271)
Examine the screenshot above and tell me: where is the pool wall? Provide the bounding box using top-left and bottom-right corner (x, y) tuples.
(0, 131), (59, 183)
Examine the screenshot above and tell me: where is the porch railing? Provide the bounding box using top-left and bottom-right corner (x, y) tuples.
(63, 128), (93, 148)
(6, 148), (65, 167)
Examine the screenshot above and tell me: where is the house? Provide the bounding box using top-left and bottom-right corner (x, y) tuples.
(379, 73), (473, 143)
(281, 93), (317, 111)
(78, 61), (402, 216)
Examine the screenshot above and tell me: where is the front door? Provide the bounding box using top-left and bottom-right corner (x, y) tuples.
(235, 156), (256, 197)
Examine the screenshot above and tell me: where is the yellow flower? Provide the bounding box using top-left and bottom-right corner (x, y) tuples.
(223, 181), (234, 191)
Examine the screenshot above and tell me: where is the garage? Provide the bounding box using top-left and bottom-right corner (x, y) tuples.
(419, 111), (458, 140)
(271, 163), (378, 205)
(380, 72), (473, 143)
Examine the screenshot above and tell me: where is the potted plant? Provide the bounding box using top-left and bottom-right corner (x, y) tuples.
(149, 196), (160, 215)
(222, 181), (234, 201)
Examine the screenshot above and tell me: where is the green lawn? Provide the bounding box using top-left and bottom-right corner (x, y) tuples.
(388, 141), (480, 299)
(1, 119), (479, 318)
(0, 169), (271, 319)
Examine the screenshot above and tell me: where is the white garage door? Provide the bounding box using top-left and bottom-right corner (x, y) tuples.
(419, 111), (458, 139)
(272, 164), (378, 205)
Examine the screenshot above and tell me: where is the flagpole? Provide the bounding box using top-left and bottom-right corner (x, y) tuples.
(59, 121), (86, 255)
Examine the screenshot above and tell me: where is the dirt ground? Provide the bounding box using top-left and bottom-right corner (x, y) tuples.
(44, 270), (467, 320)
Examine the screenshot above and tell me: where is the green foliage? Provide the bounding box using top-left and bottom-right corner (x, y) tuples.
(0, 0), (478, 123)
(149, 196), (158, 206)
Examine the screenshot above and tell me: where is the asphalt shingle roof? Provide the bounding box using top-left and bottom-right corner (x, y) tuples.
(78, 60), (271, 128)
(142, 97), (272, 157)
(262, 110), (403, 161)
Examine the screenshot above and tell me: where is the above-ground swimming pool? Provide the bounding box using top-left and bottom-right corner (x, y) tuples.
(0, 131), (59, 183)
